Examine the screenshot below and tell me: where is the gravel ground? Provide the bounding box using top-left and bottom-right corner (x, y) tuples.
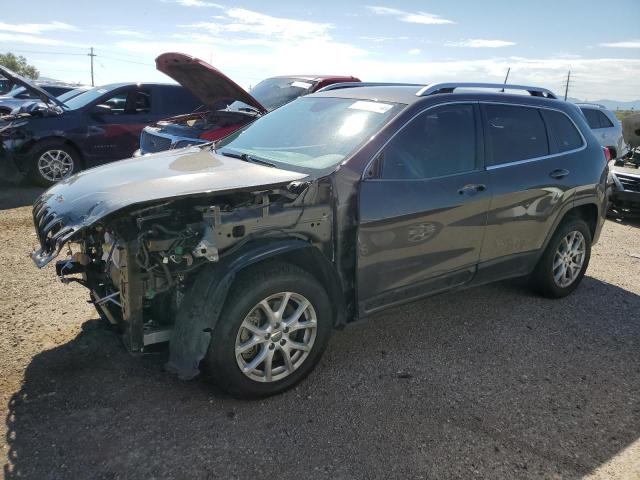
(1, 186), (639, 480)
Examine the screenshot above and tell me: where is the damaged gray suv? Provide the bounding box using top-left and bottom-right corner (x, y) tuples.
(31, 83), (608, 398)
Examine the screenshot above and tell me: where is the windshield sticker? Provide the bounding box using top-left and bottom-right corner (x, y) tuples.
(291, 81), (313, 89)
(348, 101), (393, 114)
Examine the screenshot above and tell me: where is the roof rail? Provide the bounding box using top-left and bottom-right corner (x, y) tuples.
(416, 83), (558, 99)
(574, 102), (607, 109)
(317, 82), (423, 92)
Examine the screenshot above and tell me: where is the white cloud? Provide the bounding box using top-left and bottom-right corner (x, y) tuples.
(0, 32), (82, 47)
(408, 48), (421, 55)
(599, 40), (640, 48)
(359, 36), (408, 43)
(181, 8), (332, 40)
(446, 39), (516, 48)
(367, 6), (454, 25)
(170, 0), (223, 7)
(0, 21), (77, 35)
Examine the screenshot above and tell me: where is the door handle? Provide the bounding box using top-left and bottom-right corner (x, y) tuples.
(458, 184), (486, 195)
(549, 169), (570, 179)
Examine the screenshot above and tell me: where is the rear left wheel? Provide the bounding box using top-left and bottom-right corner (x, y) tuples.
(530, 218), (591, 298)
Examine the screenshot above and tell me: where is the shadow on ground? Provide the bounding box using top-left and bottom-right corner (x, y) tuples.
(4, 278), (640, 479)
(0, 186), (44, 210)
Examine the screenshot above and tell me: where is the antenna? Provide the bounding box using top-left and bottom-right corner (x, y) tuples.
(562, 70), (571, 101)
(88, 47), (97, 87)
(501, 67), (511, 92)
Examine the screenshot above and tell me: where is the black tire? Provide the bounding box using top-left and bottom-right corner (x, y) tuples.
(204, 262), (332, 399)
(28, 141), (80, 187)
(530, 217), (592, 298)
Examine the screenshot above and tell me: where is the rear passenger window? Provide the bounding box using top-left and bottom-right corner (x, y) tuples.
(484, 105), (548, 166)
(581, 108), (613, 129)
(541, 109), (583, 153)
(381, 104), (476, 179)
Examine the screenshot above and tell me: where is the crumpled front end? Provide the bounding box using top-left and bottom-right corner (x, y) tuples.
(31, 196), (80, 267)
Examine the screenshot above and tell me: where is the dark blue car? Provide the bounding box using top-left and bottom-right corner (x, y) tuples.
(0, 65), (201, 186)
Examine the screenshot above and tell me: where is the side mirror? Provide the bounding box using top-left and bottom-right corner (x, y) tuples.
(91, 104), (112, 115)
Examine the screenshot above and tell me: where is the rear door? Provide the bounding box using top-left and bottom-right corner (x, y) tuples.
(85, 87), (153, 160)
(357, 102), (490, 315)
(479, 103), (586, 273)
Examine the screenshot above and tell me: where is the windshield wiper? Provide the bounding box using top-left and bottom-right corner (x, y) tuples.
(218, 150), (276, 168)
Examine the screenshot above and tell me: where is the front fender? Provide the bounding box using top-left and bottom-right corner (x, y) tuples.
(165, 237), (319, 380)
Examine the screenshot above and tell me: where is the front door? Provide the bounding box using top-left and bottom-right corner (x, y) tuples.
(86, 88), (152, 161)
(357, 103), (490, 315)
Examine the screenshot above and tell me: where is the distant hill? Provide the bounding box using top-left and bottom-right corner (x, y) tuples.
(568, 97), (640, 111)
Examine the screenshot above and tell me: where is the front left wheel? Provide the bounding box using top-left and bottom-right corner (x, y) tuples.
(204, 262), (332, 399)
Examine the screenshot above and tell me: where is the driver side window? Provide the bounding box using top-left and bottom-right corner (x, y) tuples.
(381, 104), (477, 180)
(101, 92), (128, 114)
(100, 90), (151, 115)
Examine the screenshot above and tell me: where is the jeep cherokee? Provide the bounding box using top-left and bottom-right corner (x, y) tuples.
(31, 82), (608, 398)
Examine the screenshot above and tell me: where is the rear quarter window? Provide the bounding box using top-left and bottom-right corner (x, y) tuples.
(596, 110), (614, 128)
(580, 108), (613, 129)
(540, 109), (584, 153)
(483, 104), (549, 166)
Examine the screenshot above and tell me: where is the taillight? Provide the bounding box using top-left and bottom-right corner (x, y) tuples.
(603, 147), (612, 162)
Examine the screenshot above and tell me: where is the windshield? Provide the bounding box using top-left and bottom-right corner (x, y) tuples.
(4, 86), (30, 98)
(251, 77), (319, 111)
(62, 86), (112, 110)
(57, 88), (87, 103)
(217, 96), (404, 173)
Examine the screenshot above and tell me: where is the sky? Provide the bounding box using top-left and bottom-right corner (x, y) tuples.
(0, 0), (639, 101)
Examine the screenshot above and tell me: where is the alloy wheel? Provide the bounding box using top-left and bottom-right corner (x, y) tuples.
(552, 230), (586, 288)
(37, 149), (74, 182)
(235, 292), (317, 383)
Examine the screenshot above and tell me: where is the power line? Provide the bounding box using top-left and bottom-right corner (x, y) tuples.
(98, 54), (151, 66)
(0, 48), (87, 56)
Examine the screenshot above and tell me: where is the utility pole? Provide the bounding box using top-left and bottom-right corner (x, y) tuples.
(563, 70), (571, 101)
(88, 47), (96, 86)
(501, 67), (511, 92)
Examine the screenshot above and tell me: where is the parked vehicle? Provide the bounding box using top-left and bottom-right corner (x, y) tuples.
(0, 65), (202, 186)
(31, 82), (608, 398)
(0, 83), (81, 115)
(577, 103), (627, 159)
(608, 162), (640, 215)
(137, 52), (360, 155)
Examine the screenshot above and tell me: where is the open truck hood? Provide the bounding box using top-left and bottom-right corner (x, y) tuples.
(31, 145), (307, 267)
(156, 52), (267, 114)
(0, 65), (64, 109)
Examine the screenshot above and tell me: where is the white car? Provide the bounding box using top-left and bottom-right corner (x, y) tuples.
(577, 103), (628, 159)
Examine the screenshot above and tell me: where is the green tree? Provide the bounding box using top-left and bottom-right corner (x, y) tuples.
(0, 53), (39, 79)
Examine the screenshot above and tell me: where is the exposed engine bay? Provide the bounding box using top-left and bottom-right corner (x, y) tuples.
(40, 181), (331, 359)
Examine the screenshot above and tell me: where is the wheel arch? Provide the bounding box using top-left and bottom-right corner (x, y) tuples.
(166, 237), (345, 380)
(542, 200), (600, 254)
(26, 136), (85, 167)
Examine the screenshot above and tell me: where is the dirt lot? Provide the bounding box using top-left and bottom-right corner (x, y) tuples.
(1, 186), (639, 480)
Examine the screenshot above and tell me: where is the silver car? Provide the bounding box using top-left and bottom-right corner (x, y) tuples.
(577, 103), (628, 159)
